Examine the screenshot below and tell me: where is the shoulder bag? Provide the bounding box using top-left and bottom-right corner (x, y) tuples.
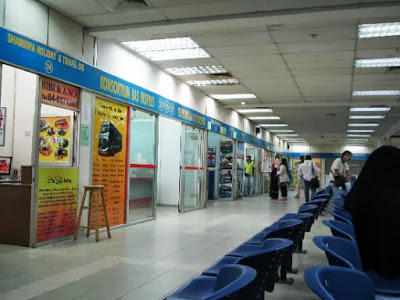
(310, 163), (320, 189)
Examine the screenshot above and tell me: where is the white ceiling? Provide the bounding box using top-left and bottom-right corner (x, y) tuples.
(39, 0), (400, 146)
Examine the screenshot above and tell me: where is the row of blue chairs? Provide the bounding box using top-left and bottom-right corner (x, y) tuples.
(166, 186), (333, 299)
(304, 190), (400, 299)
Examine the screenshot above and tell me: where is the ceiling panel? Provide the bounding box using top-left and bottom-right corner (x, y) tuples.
(41, 0), (108, 16)
(206, 44), (278, 57)
(192, 31), (272, 47)
(278, 40), (355, 54)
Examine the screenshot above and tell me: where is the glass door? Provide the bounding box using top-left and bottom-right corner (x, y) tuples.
(179, 125), (206, 212)
(127, 108), (157, 223)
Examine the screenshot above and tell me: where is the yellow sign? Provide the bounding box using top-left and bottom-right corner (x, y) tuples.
(36, 167), (78, 243)
(92, 97), (128, 226)
(39, 116), (71, 163)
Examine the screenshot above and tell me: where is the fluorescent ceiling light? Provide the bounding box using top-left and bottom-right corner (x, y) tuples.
(211, 94), (256, 100)
(142, 48), (209, 61)
(358, 22), (400, 39)
(348, 123), (379, 127)
(350, 107), (391, 112)
(187, 79), (239, 86)
(346, 139), (368, 142)
(347, 134), (371, 138)
(123, 37), (210, 61)
(166, 65), (227, 75)
(347, 130), (375, 133)
(355, 57), (400, 68)
(278, 134), (299, 137)
(241, 102), (246, 105)
(260, 124), (288, 127)
(236, 108), (273, 113)
(349, 115), (385, 119)
(269, 130), (294, 133)
(353, 90), (400, 96)
(248, 116), (280, 120)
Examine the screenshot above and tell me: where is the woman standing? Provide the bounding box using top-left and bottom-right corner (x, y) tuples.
(269, 155), (280, 199)
(277, 158), (289, 201)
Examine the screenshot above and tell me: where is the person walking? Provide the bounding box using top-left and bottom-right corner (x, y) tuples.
(299, 155), (319, 202)
(277, 158), (289, 201)
(294, 156), (305, 198)
(244, 155), (255, 197)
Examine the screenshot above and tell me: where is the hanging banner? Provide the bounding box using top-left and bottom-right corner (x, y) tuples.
(36, 167), (78, 243)
(92, 97), (128, 226)
(41, 77), (80, 111)
(39, 116), (71, 163)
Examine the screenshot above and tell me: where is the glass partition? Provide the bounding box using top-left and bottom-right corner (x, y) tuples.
(127, 108), (157, 222)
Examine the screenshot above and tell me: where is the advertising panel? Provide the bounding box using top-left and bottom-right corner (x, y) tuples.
(92, 97), (128, 226)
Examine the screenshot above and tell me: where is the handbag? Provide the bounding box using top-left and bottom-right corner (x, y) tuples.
(331, 171), (346, 189)
(310, 163), (320, 189)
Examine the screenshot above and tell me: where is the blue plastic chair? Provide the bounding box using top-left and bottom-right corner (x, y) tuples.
(298, 204), (319, 218)
(203, 239), (293, 295)
(304, 266), (376, 300)
(329, 209), (353, 225)
(247, 219), (303, 245)
(165, 264), (257, 300)
(313, 236), (400, 296)
(322, 219), (356, 242)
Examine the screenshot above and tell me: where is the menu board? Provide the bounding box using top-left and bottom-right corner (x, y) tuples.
(92, 97), (128, 226)
(36, 167), (78, 243)
(39, 116), (71, 163)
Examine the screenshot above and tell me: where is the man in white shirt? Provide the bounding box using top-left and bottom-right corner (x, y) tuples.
(298, 155), (319, 202)
(330, 151), (352, 188)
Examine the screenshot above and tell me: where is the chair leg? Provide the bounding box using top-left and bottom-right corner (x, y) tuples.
(101, 189), (111, 239)
(93, 193), (99, 242)
(74, 189), (87, 241)
(86, 190), (92, 237)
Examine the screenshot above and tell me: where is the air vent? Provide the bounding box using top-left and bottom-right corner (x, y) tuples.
(99, 0), (151, 12)
(205, 73), (234, 80)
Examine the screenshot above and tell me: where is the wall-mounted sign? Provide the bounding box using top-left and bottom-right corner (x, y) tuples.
(41, 77), (80, 111)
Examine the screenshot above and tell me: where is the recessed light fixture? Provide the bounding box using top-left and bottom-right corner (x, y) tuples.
(166, 65), (227, 75)
(269, 130), (294, 133)
(187, 79), (239, 86)
(210, 94), (256, 100)
(355, 57), (400, 68)
(248, 116), (280, 120)
(349, 115), (385, 119)
(353, 90), (400, 96)
(123, 37), (210, 61)
(350, 107), (391, 112)
(346, 139), (369, 142)
(347, 134), (372, 138)
(260, 124), (289, 127)
(348, 123), (379, 127)
(358, 22), (400, 39)
(278, 134), (299, 137)
(236, 108), (273, 113)
(347, 130), (375, 133)
(241, 102), (246, 105)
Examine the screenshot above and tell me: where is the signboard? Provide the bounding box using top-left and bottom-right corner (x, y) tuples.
(36, 167), (78, 243)
(0, 27), (275, 150)
(41, 77), (79, 111)
(39, 116), (71, 163)
(0, 107), (5, 146)
(92, 97), (128, 226)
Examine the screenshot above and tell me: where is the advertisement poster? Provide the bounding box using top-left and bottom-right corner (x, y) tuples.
(312, 158), (323, 182)
(0, 107), (6, 146)
(41, 77), (80, 111)
(36, 167), (78, 243)
(92, 97), (128, 226)
(39, 116), (71, 163)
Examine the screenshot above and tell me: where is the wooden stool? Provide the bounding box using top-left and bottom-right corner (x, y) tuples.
(74, 185), (111, 242)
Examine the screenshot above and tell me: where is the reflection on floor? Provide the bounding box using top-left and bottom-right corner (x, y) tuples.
(0, 193), (329, 300)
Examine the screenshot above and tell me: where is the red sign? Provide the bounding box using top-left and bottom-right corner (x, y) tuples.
(41, 77), (80, 110)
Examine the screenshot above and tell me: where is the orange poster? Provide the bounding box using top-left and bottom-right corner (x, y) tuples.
(92, 97), (128, 226)
(41, 77), (80, 111)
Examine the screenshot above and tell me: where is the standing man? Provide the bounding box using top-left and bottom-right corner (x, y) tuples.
(244, 155), (256, 197)
(294, 156), (305, 198)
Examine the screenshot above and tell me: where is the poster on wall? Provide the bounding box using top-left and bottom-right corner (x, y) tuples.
(36, 167), (78, 243)
(41, 77), (80, 111)
(39, 116), (71, 163)
(312, 158), (323, 182)
(92, 97), (128, 226)
(0, 107), (6, 146)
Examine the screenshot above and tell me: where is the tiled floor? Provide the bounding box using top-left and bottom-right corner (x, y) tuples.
(0, 193), (330, 300)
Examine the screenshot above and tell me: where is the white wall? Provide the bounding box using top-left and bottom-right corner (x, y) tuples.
(0, 65), (37, 169)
